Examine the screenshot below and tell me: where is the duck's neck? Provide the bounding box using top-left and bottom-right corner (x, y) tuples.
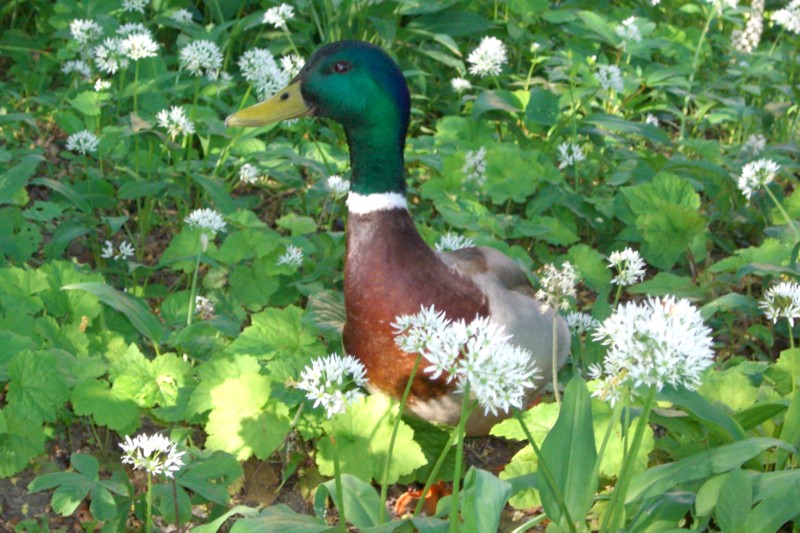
(345, 123), (406, 196)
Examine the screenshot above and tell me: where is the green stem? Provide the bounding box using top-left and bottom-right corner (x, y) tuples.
(145, 472), (153, 533)
(331, 432), (347, 532)
(449, 383), (473, 533)
(591, 398), (625, 481)
(680, 4), (717, 140)
(788, 317), (796, 351)
(514, 411), (577, 533)
(379, 355), (423, 523)
(612, 283), (623, 309)
(552, 314), (561, 405)
(413, 423), (461, 517)
(186, 241), (203, 326)
(601, 385), (657, 533)
(764, 185), (800, 242)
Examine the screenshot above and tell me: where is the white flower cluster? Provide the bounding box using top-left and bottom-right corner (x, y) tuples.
(184, 208), (226, 234)
(239, 163), (262, 184)
(263, 3), (295, 29)
(615, 16), (642, 47)
(119, 433), (185, 478)
(93, 38), (129, 74)
(179, 40), (223, 80)
(557, 142), (585, 169)
(238, 48), (303, 101)
(743, 133), (766, 154)
(66, 130), (100, 155)
(737, 158), (780, 200)
(536, 261), (577, 312)
(156, 106), (196, 140)
(760, 281), (800, 326)
(62, 60), (91, 79)
(644, 113), (660, 126)
(393, 306), (540, 416)
(596, 64), (625, 93)
(101, 240), (134, 260)
(95, 79), (111, 91)
(463, 147), (487, 184)
(171, 8), (194, 23)
(565, 311), (599, 336)
(195, 295), (215, 319)
(467, 36), (507, 77)
(732, 0), (765, 53)
(608, 247), (647, 286)
(277, 244), (304, 268)
(116, 23), (150, 37)
(435, 233), (475, 252)
(326, 174), (350, 197)
(122, 0), (150, 13)
(592, 296), (714, 405)
(451, 77), (472, 92)
(296, 353), (368, 418)
(121, 33), (159, 61)
(773, 0), (800, 34)
(70, 19), (103, 44)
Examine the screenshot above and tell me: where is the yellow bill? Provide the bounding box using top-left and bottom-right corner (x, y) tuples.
(225, 81), (311, 127)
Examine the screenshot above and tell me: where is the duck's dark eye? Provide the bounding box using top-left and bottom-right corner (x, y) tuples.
(333, 61), (351, 73)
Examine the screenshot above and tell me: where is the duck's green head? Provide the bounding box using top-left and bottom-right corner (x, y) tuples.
(226, 41), (410, 195)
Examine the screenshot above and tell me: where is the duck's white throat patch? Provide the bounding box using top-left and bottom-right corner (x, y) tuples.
(346, 192), (408, 214)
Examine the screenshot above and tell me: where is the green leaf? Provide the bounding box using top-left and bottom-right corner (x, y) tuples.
(626, 438), (796, 504)
(110, 349), (191, 409)
(583, 113), (671, 145)
(230, 504), (330, 533)
(314, 474), (380, 529)
(0, 406), (46, 477)
(0, 155), (42, 206)
(775, 348), (800, 392)
(187, 355), (263, 416)
(539, 378), (597, 527)
(472, 90), (524, 118)
(62, 282), (165, 344)
(276, 213), (317, 236)
(191, 505), (260, 533)
(716, 469), (752, 533)
(567, 244), (612, 293)
(525, 87), (560, 126)
(777, 390), (800, 469)
(484, 145), (543, 205)
(7, 350), (69, 423)
(699, 367), (760, 412)
(69, 91), (107, 117)
(460, 468), (512, 533)
(178, 450), (243, 506)
(658, 386), (747, 442)
(316, 395), (426, 484)
(742, 475), (800, 533)
(71, 379), (140, 435)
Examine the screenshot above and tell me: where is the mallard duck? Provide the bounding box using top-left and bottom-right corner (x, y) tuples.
(226, 41), (570, 435)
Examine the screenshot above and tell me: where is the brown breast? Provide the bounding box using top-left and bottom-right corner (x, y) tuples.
(342, 208), (489, 404)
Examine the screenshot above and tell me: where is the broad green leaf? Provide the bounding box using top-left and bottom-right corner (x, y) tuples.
(0, 406), (46, 477)
(575, 12), (619, 46)
(0, 155), (42, 206)
(316, 395), (426, 484)
(484, 145), (543, 205)
(230, 504), (330, 533)
(777, 390), (800, 469)
(699, 367), (759, 412)
(583, 113), (671, 144)
(526, 87), (560, 126)
(7, 350), (69, 423)
(69, 91), (107, 116)
(228, 259), (281, 311)
(626, 438), (795, 504)
(187, 355), (263, 416)
(314, 474), (380, 529)
(625, 491), (694, 533)
(214, 228), (280, 264)
(62, 282), (165, 344)
(109, 346), (191, 409)
(716, 469), (752, 533)
(178, 450), (243, 506)
(460, 467), (512, 533)
(191, 505), (260, 533)
(71, 379), (140, 435)
(567, 244), (612, 292)
(658, 385), (747, 442)
(276, 213), (317, 236)
(472, 90), (524, 118)
(539, 378), (597, 527)
(742, 476), (800, 533)
(775, 348), (800, 392)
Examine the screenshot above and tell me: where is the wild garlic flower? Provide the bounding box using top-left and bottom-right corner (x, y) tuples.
(116, 23), (150, 37)
(121, 33), (159, 61)
(94, 79), (111, 91)
(557, 142), (585, 169)
(66, 130), (100, 155)
(737, 158), (780, 200)
(263, 3), (295, 29)
(185, 208), (226, 235)
(615, 16), (642, 47)
(239, 163), (261, 184)
(760, 281), (800, 326)
(171, 8), (194, 23)
(596, 64), (625, 93)
(592, 296), (714, 404)
(435, 233), (475, 252)
(62, 60), (91, 79)
(280, 54), (305, 77)
(238, 48), (290, 101)
(732, 0), (764, 53)
(277, 245), (304, 268)
(122, 0), (149, 13)
(156, 106), (196, 140)
(93, 37), (129, 74)
(326, 174), (350, 197)
(179, 40), (223, 80)
(608, 247), (647, 286)
(463, 147), (487, 184)
(393, 306), (540, 416)
(70, 19), (103, 44)
(467, 36), (508, 77)
(296, 354), (368, 418)
(536, 261), (578, 312)
(644, 113), (660, 126)
(451, 77), (472, 92)
(565, 311), (599, 336)
(773, 0), (800, 34)
(743, 133), (766, 154)
(119, 433), (185, 478)
(102, 240), (136, 261)
(195, 295), (215, 319)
